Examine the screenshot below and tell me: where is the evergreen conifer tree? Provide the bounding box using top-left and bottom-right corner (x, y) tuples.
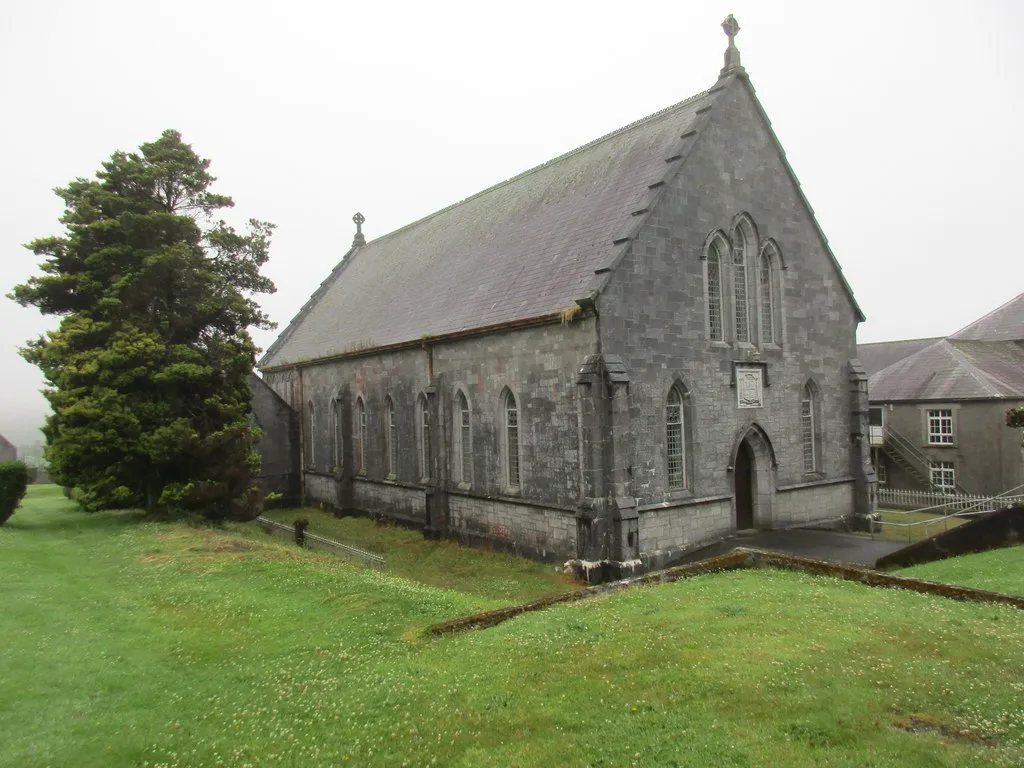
(11, 130), (276, 519)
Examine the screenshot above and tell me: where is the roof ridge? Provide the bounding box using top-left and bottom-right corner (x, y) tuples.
(858, 336), (943, 348)
(943, 339), (1005, 398)
(357, 85), (721, 249)
(950, 291), (1024, 339)
(870, 337), (944, 378)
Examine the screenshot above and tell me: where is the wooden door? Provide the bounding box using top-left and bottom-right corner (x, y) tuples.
(735, 440), (754, 529)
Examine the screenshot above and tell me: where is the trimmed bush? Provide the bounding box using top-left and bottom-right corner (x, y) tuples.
(0, 462), (30, 526)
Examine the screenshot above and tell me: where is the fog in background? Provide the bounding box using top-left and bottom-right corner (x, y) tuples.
(3, 0), (1022, 447)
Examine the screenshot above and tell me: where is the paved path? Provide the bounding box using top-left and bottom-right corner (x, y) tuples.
(682, 528), (907, 568)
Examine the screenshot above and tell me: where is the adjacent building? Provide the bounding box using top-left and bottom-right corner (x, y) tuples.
(0, 434), (15, 463)
(254, 17), (876, 571)
(859, 292), (1024, 497)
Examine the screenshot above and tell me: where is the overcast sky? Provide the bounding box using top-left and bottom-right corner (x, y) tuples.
(2, 0), (1022, 447)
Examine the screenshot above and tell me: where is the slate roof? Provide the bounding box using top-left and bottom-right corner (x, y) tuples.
(260, 85), (728, 369)
(261, 61), (865, 370)
(868, 338), (1024, 402)
(949, 292), (1024, 342)
(857, 337), (942, 377)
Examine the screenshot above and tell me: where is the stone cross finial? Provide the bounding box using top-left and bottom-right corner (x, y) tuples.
(721, 14), (744, 75)
(352, 212), (366, 247)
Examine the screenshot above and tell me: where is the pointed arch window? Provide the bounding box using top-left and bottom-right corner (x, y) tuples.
(801, 383), (819, 474)
(759, 243), (777, 345)
(305, 401), (316, 469)
(733, 227), (750, 343)
(384, 396), (397, 477)
(504, 390), (521, 489)
(666, 387), (686, 489)
(354, 397), (366, 474)
(418, 394), (431, 481)
(331, 398), (343, 470)
(706, 240), (724, 341)
(455, 390), (472, 485)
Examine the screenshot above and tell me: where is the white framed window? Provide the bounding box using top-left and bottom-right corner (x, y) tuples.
(930, 461), (955, 493)
(331, 398), (342, 469)
(759, 244), (775, 345)
(354, 397), (366, 474)
(384, 396), (397, 477)
(871, 448), (887, 484)
(706, 240), (724, 341)
(733, 228), (749, 343)
(419, 394), (431, 480)
(801, 383), (817, 474)
(926, 409), (954, 445)
(504, 390), (521, 489)
(305, 401), (316, 468)
(666, 387), (686, 489)
(455, 391), (472, 485)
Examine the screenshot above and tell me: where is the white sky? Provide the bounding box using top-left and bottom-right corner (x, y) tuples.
(2, 0), (1023, 447)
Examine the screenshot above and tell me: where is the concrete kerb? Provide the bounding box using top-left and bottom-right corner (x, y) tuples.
(427, 547), (1024, 637)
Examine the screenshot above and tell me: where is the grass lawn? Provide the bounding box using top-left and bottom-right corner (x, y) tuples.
(862, 508), (969, 544)
(898, 546), (1024, 596)
(258, 504), (578, 606)
(1, 486), (1022, 767)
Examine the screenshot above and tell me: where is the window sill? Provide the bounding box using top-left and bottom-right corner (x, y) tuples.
(925, 443), (957, 449)
(501, 486), (522, 498)
(384, 473), (397, 483)
(457, 481), (472, 492)
(666, 488), (692, 501)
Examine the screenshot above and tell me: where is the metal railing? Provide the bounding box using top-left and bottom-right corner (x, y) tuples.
(879, 487), (1024, 513)
(873, 484), (1024, 543)
(881, 424), (969, 495)
(255, 516), (386, 566)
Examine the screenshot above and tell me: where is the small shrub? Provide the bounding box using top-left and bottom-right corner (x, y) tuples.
(0, 462), (30, 526)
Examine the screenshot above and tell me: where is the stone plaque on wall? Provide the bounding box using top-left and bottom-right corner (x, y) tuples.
(736, 366), (763, 408)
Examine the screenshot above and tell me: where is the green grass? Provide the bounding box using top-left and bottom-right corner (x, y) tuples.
(862, 508), (969, 543)
(2, 486), (1023, 767)
(259, 504), (578, 606)
(898, 546), (1024, 595)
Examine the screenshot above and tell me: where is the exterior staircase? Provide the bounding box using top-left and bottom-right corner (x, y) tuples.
(881, 424), (970, 495)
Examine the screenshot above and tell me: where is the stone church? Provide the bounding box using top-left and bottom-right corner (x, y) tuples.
(255, 17), (877, 573)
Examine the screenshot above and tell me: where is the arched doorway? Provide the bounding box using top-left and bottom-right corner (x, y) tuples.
(734, 439), (755, 530)
(729, 424), (777, 531)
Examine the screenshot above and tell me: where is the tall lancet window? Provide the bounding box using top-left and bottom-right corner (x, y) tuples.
(706, 241), (724, 341)
(355, 397), (366, 474)
(504, 390), (521, 489)
(418, 394), (431, 480)
(384, 396), (397, 477)
(801, 383), (818, 474)
(733, 228), (749, 343)
(455, 391), (472, 485)
(759, 244), (776, 345)
(666, 387), (686, 489)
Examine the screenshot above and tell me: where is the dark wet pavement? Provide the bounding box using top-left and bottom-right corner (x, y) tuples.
(681, 528), (907, 568)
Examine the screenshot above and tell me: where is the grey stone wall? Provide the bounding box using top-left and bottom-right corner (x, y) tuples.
(774, 480), (854, 526)
(352, 478), (426, 525)
(639, 497), (733, 554)
(263, 320), (597, 547)
(595, 75), (864, 529)
(249, 373), (299, 503)
(448, 493), (577, 561)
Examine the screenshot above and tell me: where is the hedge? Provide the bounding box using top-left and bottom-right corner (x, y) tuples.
(0, 462), (29, 526)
